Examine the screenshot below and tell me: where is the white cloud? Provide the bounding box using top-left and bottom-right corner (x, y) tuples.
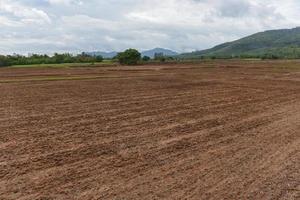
(0, 0), (51, 25)
(61, 15), (119, 31)
(0, 16), (22, 26)
(47, 0), (82, 6)
(0, 0), (300, 54)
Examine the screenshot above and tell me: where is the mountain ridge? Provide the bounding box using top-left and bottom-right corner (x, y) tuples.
(141, 48), (178, 58)
(86, 48), (178, 59)
(180, 27), (300, 58)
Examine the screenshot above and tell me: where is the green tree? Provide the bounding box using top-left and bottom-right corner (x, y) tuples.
(53, 53), (65, 64)
(0, 52), (104, 66)
(117, 49), (141, 65)
(0, 55), (10, 67)
(154, 53), (166, 62)
(95, 55), (104, 62)
(142, 56), (150, 62)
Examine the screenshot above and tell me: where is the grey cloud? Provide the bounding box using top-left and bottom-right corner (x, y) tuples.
(218, 0), (251, 17)
(0, 0), (299, 54)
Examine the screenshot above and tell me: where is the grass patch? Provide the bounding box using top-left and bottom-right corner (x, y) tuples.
(0, 75), (114, 83)
(271, 63), (300, 72)
(9, 60), (116, 69)
(0, 74), (163, 84)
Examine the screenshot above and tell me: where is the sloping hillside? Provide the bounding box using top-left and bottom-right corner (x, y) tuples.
(181, 27), (300, 58)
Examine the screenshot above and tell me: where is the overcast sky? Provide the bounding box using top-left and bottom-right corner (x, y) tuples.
(0, 0), (300, 54)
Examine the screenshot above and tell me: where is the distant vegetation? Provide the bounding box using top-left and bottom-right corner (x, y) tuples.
(0, 53), (103, 67)
(0, 49), (175, 67)
(142, 56), (151, 61)
(86, 48), (179, 59)
(180, 27), (300, 59)
(4, 27), (300, 68)
(116, 49), (177, 65)
(141, 48), (178, 58)
(117, 49), (141, 65)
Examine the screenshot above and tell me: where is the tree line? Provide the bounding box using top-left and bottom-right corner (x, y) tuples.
(2, 46), (300, 67)
(0, 53), (103, 67)
(0, 49), (169, 67)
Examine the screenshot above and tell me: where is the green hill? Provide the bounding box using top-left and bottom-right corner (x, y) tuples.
(181, 27), (300, 59)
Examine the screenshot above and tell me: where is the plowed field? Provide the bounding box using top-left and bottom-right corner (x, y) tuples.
(1, 60), (299, 199)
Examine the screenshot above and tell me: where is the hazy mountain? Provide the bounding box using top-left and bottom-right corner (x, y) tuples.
(86, 48), (178, 59)
(181, 27), (300, 58)
(86, 51), (118, 58)
(141, 48), (178, 58)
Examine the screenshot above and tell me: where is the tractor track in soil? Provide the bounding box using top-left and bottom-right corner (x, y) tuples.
(0, 61), (299, 199)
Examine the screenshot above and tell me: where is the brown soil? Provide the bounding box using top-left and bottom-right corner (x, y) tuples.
(0, 60), (299, 200)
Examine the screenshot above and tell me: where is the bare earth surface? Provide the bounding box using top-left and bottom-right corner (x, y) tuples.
(0, 60), (299, 200)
